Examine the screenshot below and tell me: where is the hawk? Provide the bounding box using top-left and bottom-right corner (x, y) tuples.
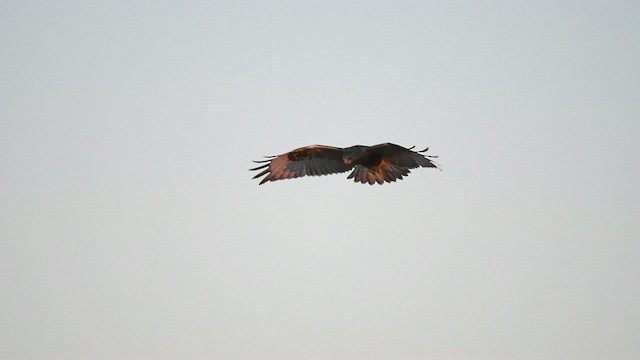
(251, 142), (439, 185)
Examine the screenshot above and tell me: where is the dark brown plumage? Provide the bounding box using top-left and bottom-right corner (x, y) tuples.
(250, 143), (439, 185)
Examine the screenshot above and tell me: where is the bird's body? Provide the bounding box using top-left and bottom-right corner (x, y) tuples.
(251, 143), (439, 185)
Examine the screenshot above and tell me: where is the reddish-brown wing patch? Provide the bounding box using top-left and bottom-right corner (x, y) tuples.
(251, 145), (352, 185)
(286, 146), (327, 161)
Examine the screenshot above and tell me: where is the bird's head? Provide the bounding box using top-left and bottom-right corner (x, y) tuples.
(342, 145), (367, 165)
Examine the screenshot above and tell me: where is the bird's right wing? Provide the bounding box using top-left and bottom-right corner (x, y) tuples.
(250, 145), (353, 185)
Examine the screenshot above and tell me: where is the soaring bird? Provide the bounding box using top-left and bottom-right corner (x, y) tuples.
(251, 143), (439, 185)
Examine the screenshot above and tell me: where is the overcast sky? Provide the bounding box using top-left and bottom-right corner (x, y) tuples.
(2, 1), (639, 359)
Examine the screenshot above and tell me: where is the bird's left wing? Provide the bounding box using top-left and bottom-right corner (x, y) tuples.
(372, 143), (440, 169)
(251, 145), (353, 185)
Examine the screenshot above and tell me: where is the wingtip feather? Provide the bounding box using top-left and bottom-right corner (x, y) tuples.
(249, 164), (269, 171)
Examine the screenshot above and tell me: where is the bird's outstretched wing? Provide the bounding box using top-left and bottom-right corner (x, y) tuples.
(373, 143), (440, 169)
(250, 145), (353, 185)
(347, 143), (439, 185)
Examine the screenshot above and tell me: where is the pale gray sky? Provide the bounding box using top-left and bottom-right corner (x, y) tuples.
(2, 1), (639, 359)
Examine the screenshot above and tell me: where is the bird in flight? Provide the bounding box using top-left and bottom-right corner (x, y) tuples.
(251, 142), (439, 185)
